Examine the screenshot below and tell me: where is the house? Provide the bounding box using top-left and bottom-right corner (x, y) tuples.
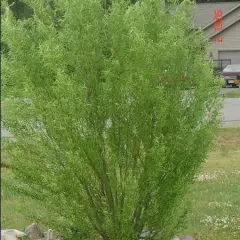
(192, 1), (240, 69)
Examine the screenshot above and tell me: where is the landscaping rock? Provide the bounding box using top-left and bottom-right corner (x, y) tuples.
(43, 229), (53, 240)
(172, 236), (181, 240)
(25, 223), (44, 240)
(1, 230), (26, 240)
(181, 236), (195, 240)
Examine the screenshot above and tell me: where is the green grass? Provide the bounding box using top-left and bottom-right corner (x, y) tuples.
(1, 151), (48, 230)
(224, 90), (240, 98)
(1, 168), (47, 230)
(181, 128), (240, 240)
(1, 128), (240, 239)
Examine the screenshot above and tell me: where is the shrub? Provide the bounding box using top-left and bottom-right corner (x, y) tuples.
(2, 0), (222, 239)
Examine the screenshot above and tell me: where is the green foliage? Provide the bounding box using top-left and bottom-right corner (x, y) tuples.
(2, 0), (222, 239)
(6, 0), (33, 20)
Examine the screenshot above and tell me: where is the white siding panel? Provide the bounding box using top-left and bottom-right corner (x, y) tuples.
(215, 21), (240, 50)
(208, 21), (240, 61)
(219, 50), (240, 64)
(194, 3), (240, 28)
(205, 7), (240, 37)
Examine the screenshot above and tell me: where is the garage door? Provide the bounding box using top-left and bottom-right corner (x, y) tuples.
(219, 50), (240, 64)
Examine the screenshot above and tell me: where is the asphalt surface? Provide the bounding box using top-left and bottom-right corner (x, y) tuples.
(222, 97), (240, 128)
(1, 89), (240, 139)
(219, 87), (240, 127)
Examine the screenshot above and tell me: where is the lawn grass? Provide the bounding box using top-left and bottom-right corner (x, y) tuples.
(224, 90), (240, 98)
(181, 128), (240, 240)
(1, 128), (240, 239)
(1, 151), (48, 230)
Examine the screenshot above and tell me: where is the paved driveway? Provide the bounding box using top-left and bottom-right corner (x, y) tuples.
(222, 98), (240, 127)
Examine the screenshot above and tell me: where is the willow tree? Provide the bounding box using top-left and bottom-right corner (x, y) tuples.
(2, 0), (221, 239)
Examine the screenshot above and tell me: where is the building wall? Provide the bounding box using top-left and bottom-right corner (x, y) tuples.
(204, 6), (240, 37)
(193, 2), (240, 28)
(207, 20), (240, 61)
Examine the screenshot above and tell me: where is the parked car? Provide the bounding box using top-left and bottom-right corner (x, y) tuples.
(222, 64), (240, 88)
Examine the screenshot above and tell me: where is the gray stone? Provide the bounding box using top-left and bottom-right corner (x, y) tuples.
(1, 230), (27, 240)
(43, 229), (53, 240)
(25, 223), (44, 240)
(181, 236), (195, 240)
(172, 236), (181, 240)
